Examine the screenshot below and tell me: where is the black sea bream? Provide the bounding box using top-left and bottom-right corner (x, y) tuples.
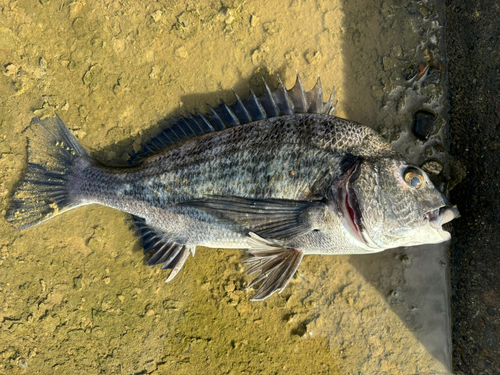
(6, 76), (459, 301)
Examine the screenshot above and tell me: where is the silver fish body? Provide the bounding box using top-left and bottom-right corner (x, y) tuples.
(6, 76), (459, 301)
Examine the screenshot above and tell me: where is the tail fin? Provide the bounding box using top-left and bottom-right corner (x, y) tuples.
(6, 114), (91, 229)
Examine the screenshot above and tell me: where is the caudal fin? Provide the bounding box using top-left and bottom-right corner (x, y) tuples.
(6, 114), (91, 229)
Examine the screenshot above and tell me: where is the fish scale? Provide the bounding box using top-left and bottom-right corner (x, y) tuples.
(74, 117), (343, 212)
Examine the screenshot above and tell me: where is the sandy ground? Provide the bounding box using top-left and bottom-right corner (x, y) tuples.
(0, 0), (456, 374)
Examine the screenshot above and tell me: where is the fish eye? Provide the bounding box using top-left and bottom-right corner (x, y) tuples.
(403, 168), (425, 189)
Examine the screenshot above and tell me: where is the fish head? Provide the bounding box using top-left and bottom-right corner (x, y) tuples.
(336, 157), (459, 251)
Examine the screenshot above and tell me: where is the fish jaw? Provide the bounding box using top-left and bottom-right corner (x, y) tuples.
(426, 205), (460, 229)
(382, 204), (460, 248)
(424, 205), (460, 242)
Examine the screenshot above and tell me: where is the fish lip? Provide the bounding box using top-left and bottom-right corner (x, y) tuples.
(425, 205), (460, 229)
(335, 159), (365, 244)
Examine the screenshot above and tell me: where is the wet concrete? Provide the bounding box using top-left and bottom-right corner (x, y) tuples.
(445, 0), (500, 374)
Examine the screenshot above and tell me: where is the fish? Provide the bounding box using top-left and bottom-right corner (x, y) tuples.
(5, 75), (459, 301)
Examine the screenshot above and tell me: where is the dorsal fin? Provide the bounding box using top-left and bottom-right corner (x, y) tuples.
(130, 74), (336, 163)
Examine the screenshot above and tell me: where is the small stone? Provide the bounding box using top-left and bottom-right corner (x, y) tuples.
(149, 66), (160, 80)
(482, 329), (497, 347)
(251, 49), (264, 65)
(401, 254), (411, 264)
(133, 139), (142, 153)
(73, 130), (86, 139)
(72, 18), (87, 38)
(412, 110), (436, 140)
(263, 21), (279, 35)
(224, 282), (235, 293)
(121, 152), (130, 162)
(3, 64), (18, 76)
(33, 103), (56, 118)
(67, 60), (78, 71)
(39, 57), (47, 69)
(175, 46), (188, 59)
(421, 159), (443, 175)
(251, 45), (269, 65)
(250, 15), (259, 27)
(172, 11), (200, 40)
(82, 65), (102, 90)
(285, 49), (299, 63)
(488, 140), (499, 150)
(150, 10), (162, 22)
(220, 8), (234, 24)
(422, 67), (441, 86)
(305, 49), (322, 65)
(18, 358), (28, 369)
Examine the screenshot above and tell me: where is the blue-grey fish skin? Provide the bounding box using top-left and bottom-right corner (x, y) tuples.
(69, 114), (395, 251)
(6, 78), (459, 301)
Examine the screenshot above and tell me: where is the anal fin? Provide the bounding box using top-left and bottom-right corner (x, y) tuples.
(131, 215), (192, 282)
(245, 233), (304, 301)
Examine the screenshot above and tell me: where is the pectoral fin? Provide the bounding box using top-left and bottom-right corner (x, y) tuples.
(245, 233), (304, 301)
(180, 196), (325, 241)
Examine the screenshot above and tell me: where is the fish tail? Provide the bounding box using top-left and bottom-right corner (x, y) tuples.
(6, 114), (92, 229)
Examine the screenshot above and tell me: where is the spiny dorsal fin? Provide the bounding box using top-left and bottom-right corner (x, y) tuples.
(130, 74), (336, 163)
(272, 75), (294, 114)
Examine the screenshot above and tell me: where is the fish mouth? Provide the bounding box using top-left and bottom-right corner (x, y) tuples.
(335, 159), (365, 244)
(426, 205), (460, 230)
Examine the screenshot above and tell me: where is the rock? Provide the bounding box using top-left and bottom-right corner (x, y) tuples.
(305, 49), (322, 65)
(421, 159), (443, 175)
(150, 10), (162, 23)
(412, 110), (436, 140)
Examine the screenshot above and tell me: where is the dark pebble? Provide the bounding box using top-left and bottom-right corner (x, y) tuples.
(412, 110), (437, 140)
(422, 67), (442, 86)
(482, 330), (497, 347)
